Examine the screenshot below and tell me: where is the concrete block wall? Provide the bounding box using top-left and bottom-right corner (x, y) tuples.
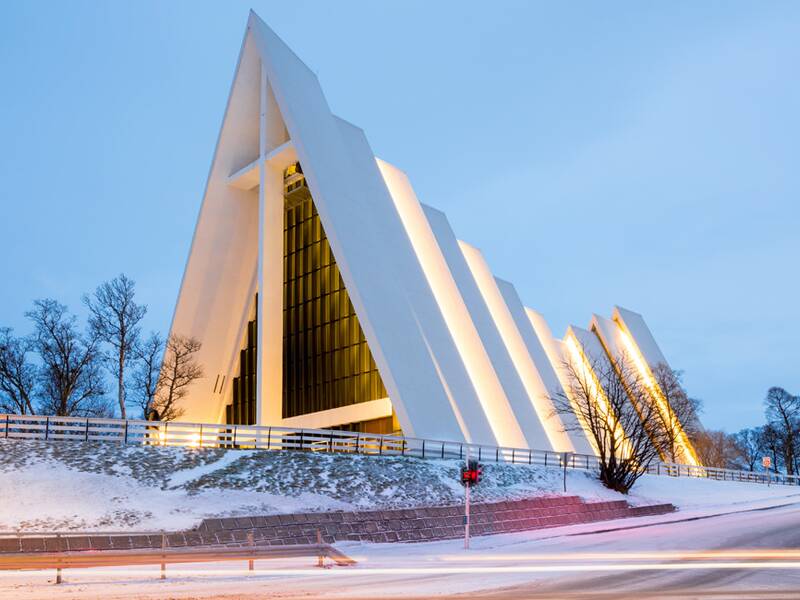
(0, 495), (674, 553)
(197, 495), (674, 545)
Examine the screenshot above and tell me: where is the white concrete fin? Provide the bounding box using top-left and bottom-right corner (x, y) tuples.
(524, 309), (595, 455)
(612, 306), (669, 370)
(419, 204), (543, 449)
(491, 277), (573, 452)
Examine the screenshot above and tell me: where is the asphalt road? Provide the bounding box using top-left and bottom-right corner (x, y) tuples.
(411, 502), (800, 599)
(320, 501), (800, 600)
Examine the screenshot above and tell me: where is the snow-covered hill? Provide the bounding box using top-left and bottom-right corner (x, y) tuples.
(0, 439), (796, 532)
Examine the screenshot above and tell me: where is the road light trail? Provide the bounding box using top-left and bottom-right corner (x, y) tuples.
(434, 549), (800, 562)
(2, 560), (799, 580)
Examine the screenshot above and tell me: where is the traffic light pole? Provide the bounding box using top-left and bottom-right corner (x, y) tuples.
(465, 446), (470, 550)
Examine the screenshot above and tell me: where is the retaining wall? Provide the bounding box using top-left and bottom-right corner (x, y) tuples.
(0, 495), (674, 553)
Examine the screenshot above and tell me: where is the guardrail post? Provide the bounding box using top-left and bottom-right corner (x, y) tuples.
(300, 429), (305, 451)
(329, 430), (334, 453)
(265, 426), (270, 450)
(495, 447), (499, 463)
(421, 439), (425, 458)
(233, 425), (238, 448)
(441, 442), (445, 459)
(199, 424), (203, 448)
(123, 420), (129, 444)
(528, 450), (532, 465)
(511, 449), (515, 464)
(478, 447), (481, 461)
(460, 444), (463, 460)
(402, 439), (406, 456)
(45, 416), (50, 441)
(4, 414), (8, 438)
(248, 531), (254, 571)
(544, 452), (548, 467)
(379, 436), (384, 455)
(84, 418), (89, 441)
(55, 533), (62, 584)
(161, 533), (167, 580)
(316, 529), (324, 568)
(356, 433), (360, 454)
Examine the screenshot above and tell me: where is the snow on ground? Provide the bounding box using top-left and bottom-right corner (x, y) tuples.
(625, 471), (800, 511)
(0, 439), (797, 532)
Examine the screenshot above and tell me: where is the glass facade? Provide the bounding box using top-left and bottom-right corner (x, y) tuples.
(282, 190), (388, 418)
(224, 164), (391, 428)
(329, 414), (401, 435)
(226, 309), (257, 425)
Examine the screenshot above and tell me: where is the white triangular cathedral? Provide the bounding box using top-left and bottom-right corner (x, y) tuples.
(167, 12), (699, 463)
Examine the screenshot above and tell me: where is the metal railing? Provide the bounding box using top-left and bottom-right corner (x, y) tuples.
(0, 413), (598, 470)
(648, 461), (800, 486)
(2, 413), (797, 486)
(0, 538), (355, 584)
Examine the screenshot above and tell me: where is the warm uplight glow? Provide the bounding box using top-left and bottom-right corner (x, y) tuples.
(458, 241), (573, 453)
(564, 333), (630, 458)
(377, 158), (527, 449)
(153, 426), (204, 448)
(615, 324), (700, 466)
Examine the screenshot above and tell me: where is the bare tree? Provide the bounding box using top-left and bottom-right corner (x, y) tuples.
(733, 427), (763, 472)
(551, 352), (664, 493)
(759, 423), (783, 473)
(764, 386), (800, 475)
(130, 332), (164, 419)
(26, 299), (109, 417)
(0, 328), (37, 414)
(84, 274), (146, 418)
(149, 334), (203, 421)
(692, 429), (742, 469)
(649, 363), (702, 464)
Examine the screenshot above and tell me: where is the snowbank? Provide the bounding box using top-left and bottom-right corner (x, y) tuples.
(626, 471), (800, 510)
(0, 439), (796, 532)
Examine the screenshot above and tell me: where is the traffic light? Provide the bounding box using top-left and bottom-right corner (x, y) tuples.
(460, 459), (482, 486)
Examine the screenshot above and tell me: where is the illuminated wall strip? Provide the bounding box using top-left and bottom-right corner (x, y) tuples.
(524, 308), (598, 456)
(552, 339), (601, 457)
(564, 331), (631, 459)
(614, 323), (700, 466)
(525, 310), (586, 427)
(376, 159), (527, 449)
(458, 242), (572, 452)
(524, 307), (597, 454)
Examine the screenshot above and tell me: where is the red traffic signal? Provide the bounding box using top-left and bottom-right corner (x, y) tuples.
(460, 460), (482, 485)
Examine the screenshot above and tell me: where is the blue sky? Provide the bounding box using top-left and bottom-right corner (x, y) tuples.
(1, 1), (797, 431)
